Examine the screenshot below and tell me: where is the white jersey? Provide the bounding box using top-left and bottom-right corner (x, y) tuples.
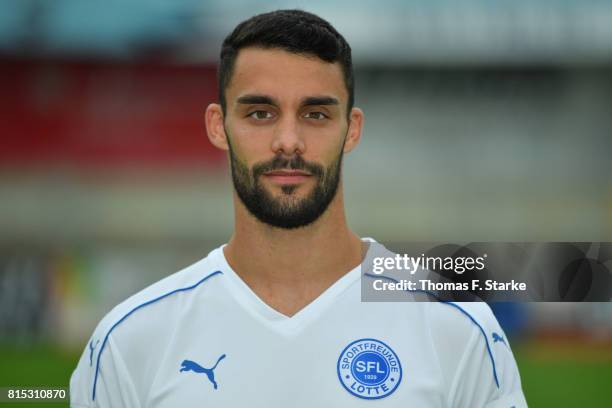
(70, 240), (527, 407)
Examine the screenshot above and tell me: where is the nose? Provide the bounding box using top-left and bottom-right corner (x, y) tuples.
(271, 115), (306, 156)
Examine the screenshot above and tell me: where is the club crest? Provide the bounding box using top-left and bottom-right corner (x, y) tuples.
(337, 338), (402, 399)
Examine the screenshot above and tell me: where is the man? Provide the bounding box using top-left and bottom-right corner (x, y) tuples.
(70, 10), (527, 407)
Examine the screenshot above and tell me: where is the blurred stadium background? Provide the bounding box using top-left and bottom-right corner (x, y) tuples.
(1, 1), (611, 406)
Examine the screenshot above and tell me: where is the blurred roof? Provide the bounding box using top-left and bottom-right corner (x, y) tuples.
(2, 0), (612, 65)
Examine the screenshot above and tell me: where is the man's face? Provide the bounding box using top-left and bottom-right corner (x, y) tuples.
(222, 47), (351, 229)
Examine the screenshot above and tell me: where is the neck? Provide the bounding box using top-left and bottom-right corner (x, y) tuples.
(223, 186), (365, 316)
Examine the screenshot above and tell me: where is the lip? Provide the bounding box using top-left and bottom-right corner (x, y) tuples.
(263, 170), (312, 184)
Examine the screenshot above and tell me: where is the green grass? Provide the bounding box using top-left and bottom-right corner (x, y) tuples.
(514, 341), (612, 407)
(0, 344), (78, 408)
(518, 358), (611, 407)
(0, 342), (610, 407)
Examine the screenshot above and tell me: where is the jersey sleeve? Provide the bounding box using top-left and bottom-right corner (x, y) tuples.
(429, 302), (528, 408)
(70, 325), (141, 407)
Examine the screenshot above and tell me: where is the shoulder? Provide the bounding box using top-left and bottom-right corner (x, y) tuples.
(426, 301), (527, 406)
(70, 246), (226, 405)
(428, 301), (501, 345)
(92, 246), (225, 341)
(427, 301), (502, 385)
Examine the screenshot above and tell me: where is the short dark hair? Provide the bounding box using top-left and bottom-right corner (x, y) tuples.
(218, 9), (354, 115)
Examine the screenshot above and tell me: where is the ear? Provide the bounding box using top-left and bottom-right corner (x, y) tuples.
(205, 103), (229, 151)
(343, 107), (364, 153)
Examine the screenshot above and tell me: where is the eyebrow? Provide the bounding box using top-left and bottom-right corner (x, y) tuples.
(302, 96), (339, 107)
(236, 94), (339, 108)
(237, 94), (278, 106)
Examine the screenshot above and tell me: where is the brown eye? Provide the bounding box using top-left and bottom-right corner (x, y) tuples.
(248, 110), (273, 120)
(304, 111), (328, 120)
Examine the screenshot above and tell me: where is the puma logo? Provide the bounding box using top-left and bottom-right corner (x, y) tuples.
(89, 339), (100, 366)
(179, 354), (226, 390)
(492, 332), (507, 347)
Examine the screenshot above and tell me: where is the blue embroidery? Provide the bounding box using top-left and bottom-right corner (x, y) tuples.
(492, 332), (507, 347)
(92, 270), (222, 400)
(337, 338), (402, 399)
(180, 354), (227, 390)
(89, 339), (100, 366)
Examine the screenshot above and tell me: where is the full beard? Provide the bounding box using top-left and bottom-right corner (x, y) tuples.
(227, 138), (343, 230)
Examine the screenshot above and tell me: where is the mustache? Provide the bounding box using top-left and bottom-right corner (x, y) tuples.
(252, 155), (325, 179)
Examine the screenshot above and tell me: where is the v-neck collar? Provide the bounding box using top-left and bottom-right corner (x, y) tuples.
(214, 238), (374, 337)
